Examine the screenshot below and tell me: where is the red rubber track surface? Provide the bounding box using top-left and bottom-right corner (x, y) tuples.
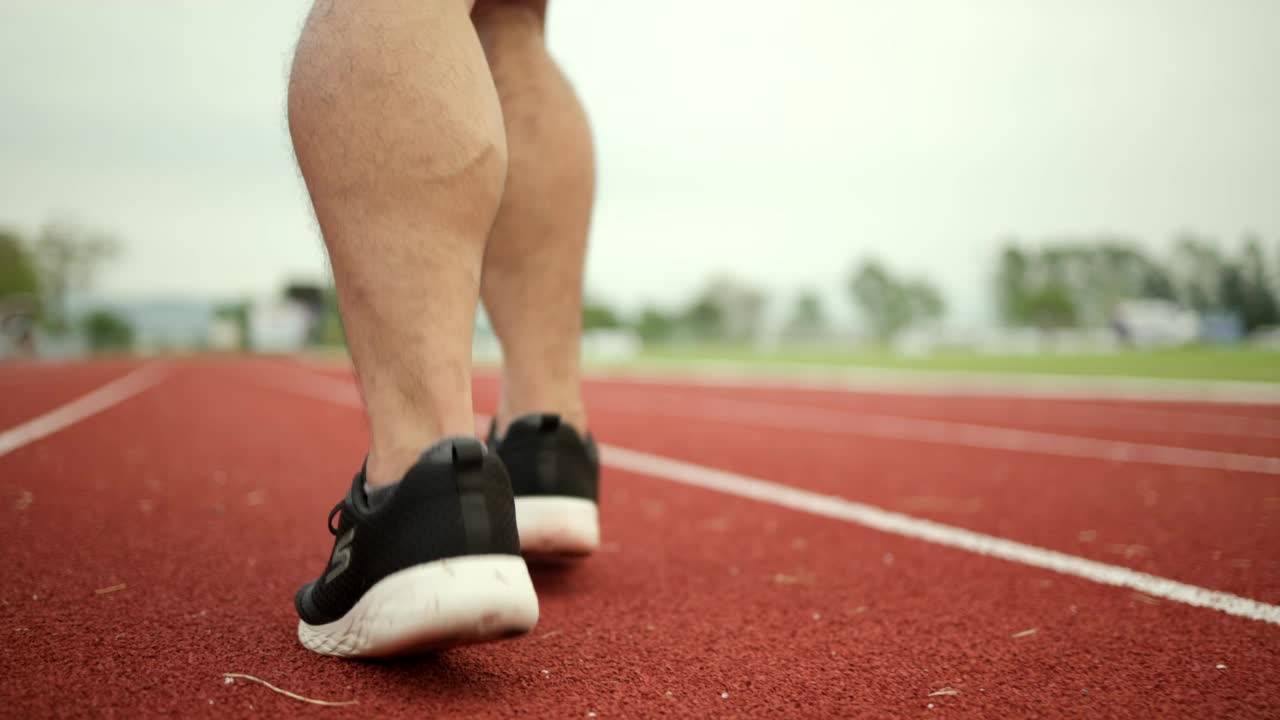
(0, 359), (142, 428)
(3, 358), (1279, 718)
(572, 379), (1280, 457)
(525, 384), (1280, 604)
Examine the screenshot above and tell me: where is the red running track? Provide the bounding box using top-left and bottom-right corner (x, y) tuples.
(0, 358), (141, 429)
(3, 357), (1279, 718)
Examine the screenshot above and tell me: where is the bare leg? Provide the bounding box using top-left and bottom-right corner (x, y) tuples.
(289, 0), (506, 486)
(473, 0), (595, 434)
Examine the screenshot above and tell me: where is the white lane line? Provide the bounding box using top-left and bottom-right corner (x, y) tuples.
(586, 391), (1280, 476)
(599, 444), (1280, 626)
(257, 367), (1280, 626)
(578, 381), (1280, 441)
(0, 363), (170, 457)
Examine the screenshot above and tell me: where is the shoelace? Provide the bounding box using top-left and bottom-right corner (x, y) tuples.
(327, 502), (343, 536)
(328, 470), (367, 536)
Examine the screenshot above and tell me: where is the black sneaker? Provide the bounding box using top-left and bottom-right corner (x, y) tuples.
(295, 437), (538, 657)
(487, 414), (600, 556)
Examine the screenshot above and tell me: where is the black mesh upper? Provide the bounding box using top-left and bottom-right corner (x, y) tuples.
(295, 437), (520, 625)
(487, 414), (599, 502)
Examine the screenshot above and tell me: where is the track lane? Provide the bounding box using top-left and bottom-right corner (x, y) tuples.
(573, 381), (1280, 457)
(470, 374), (1280, 606)
(288, 363), (1280, 604)
(263, 360), (1280, 713)
(5, 359), (1278, 718)
(567, 401), (1280, 603)
(0, 358), (144, 428)
(300, 362), (1280, 452)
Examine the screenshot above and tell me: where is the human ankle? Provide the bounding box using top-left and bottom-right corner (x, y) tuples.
(497, 394), (586, 436)
(365, 415), (477, 487)
(364, 445), (423, 488)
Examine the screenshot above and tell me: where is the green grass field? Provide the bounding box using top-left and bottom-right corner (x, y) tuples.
(626, 345), (1280, 383)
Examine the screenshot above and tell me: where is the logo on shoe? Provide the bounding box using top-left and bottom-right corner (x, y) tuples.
(325, 528), (356, 583)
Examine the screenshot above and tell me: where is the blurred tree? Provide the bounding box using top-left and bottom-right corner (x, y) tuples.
(0, 229), (42, 355)
(682, 277), (766, 342)
(903, 279), (945, 327)
(214, 300), (252, 350)
(1218, 263), (1248, 321)
(1039, 246), (1072, 289)
(284, 284), (325, 308)
(850, 260), (908, 341)
(284, 282), (327, 345)
(0, 228), (41, 300)
(783, 290), (828, 340)
(1092, 240), (1148, 322)
(1171, 232), (1222, 312)
(582, 298), (624, 331)
(995, 237), (1186, 328)
(1139, 264), (1178, 301)
(992, 231), (1280, 333)
(634, 306), (676, 344)
(33, 218), (120, 332)
(994, 242), (1031, 325)
(1023, 284), (1078, 329)
(681, 297), (726, 340)
(1240, 235), (1278, 331)
(316, 287), (346, 346)
(849, 259), (944, 341)
(81, 309), (134, 351)
(1056, 239), (1148, 325)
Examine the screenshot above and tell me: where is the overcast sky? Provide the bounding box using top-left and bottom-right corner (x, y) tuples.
(2, 0), (1278, 326)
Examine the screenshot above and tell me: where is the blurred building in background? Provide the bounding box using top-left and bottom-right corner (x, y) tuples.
(1111, 300), (1201, 349)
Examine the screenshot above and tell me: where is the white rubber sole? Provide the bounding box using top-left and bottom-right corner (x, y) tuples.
(515, 496), (600, 556)
(297, 554), (539, 658)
